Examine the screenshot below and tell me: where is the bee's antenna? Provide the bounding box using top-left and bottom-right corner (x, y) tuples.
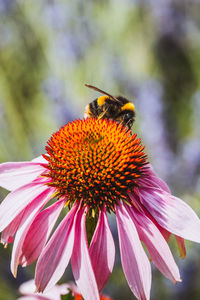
(85, 84), (120, 103)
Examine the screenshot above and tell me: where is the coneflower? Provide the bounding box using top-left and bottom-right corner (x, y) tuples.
(1, 118), (200, 300)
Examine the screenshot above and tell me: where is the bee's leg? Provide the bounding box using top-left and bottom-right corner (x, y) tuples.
(126, 120), (133, 134)
(97, 109), (109, 119)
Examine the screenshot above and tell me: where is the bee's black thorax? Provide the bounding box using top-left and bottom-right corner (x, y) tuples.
(86, 94), (135, 130)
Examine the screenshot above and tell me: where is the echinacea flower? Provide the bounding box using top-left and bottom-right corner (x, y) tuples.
(17, 280), (113, 300)
(17, 280), (69, 300)
(1, 118), (200, 300)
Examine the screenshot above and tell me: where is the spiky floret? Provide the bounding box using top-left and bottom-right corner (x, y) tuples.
(43, 118), (147, 211)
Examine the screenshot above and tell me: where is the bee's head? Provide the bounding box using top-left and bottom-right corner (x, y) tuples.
(121, 102), (135, 129)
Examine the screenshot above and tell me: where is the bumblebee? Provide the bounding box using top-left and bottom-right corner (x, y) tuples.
(84, 84), (135, 130)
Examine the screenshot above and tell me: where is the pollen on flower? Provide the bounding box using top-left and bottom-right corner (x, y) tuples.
(43, 118), (147, 211)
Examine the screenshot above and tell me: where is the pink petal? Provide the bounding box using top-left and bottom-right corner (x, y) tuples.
(0, 181), (51, 231)
(115, 202), (151, 300)
(175, 235), (186, 259)
(1, 185), (54, 245)
(143, 164), (170, 193)
(1, 209), (25, 244)
(32, 155), (48, 163)
(137, 165), (170, 194)
(89, 207), (115, 292)
(140, 188), (200, 243)
(19, 279), (39, 295)
(71, 207), (99, 300)
(156, 226), (171, 242)
(20, 199), (65, 266)
(17, 297), (45, 300)
(10, 188), (54, 276)
(129, 192), (171, 242)
(0, 160), (47, 191)
(125, 203), (181, 283)
(19, 280), (69, 300)
(35, 202), (79, 292)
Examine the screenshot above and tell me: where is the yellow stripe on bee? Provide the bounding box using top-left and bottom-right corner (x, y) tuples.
(121, 102), (135, 111)
(97, 95), (109, 106)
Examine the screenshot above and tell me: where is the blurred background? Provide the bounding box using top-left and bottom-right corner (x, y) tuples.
(0, 0), (200, 299)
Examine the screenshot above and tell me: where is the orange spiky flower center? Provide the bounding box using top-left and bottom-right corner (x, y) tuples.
(43, 118), (147, 211)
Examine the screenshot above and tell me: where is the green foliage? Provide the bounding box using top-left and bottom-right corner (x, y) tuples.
(61, 291), (75, 300)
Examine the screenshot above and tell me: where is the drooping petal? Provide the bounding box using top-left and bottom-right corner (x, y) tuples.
(140, 188), (200, 243)
(175, 235), (186, 259)
(10, 188), (54, 276)
(1, 209), (25, 244)
(71, 207), (99, 300)
(0, 160), (47, 191)
(1, 186), (55, 245)
(89, 207), (115, 292)
(0, 181), (51, 231)
(129, 192), (171, 242)
(35, 202), (79, 292)
(125, 203), (181, 283)
(20, 199), (65, 266)
(115, 202), (151, 300)
(156, 225), (171, 242)
(141, 164), (170, 193)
